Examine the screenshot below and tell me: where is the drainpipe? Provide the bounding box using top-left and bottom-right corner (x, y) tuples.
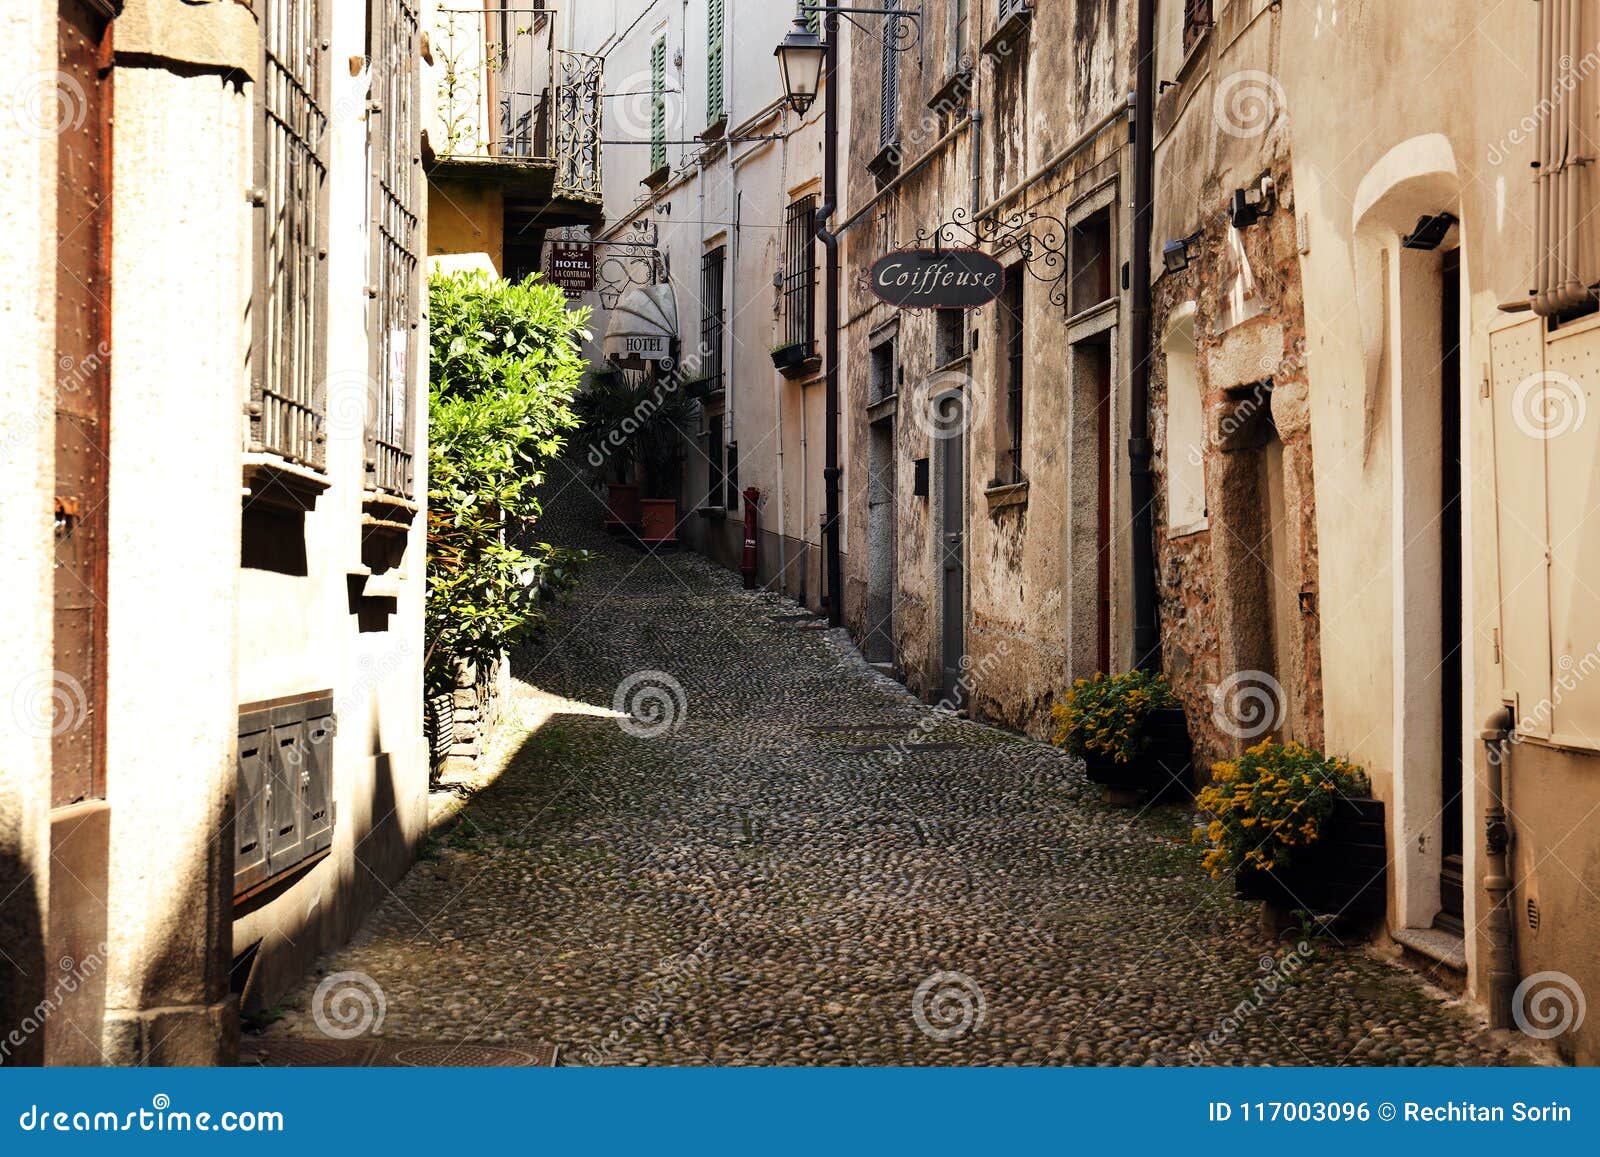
(1478, 705), (1520, 1028)
(1128, 0), (1161, 670)
(819, 10), (844, 626)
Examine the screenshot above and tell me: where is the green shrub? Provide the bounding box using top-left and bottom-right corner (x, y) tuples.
(425, 270), (589, 692)
(1195, 740), (1371, 879)
(1049, 670), (1178, 765)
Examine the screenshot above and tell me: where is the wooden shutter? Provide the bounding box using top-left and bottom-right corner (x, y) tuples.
(707, 0), (725, 124)
(1489, 316), (1553, 739)
(234, 727), (272, 894)
(880, 1), (898, 148)
(650, 36), (667, 171)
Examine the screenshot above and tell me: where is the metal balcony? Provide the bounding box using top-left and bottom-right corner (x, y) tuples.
(429, 5), (602, 220)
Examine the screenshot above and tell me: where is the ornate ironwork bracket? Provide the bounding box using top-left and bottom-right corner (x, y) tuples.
(593, 218), (665, 310)
(806, 4), (922, 52)
(913, 205), (1069, 307)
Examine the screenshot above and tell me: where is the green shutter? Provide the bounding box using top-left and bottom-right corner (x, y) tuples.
(805, 2), (821, 35)
(651, 36), (667, 171)
(707, 0), (725, 124)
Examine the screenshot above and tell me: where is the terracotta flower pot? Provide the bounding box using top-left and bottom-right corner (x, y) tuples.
(639, 498), (678, 544)
(605, 482), (641, 527)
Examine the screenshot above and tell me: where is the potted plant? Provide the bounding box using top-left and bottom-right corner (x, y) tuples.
(574, 370), (695, 542)
(1050, 671), (1193, 803)
(770, 340), (816, 377)
(1196, 739), (1386, 929)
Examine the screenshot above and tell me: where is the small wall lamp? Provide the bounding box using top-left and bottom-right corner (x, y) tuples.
(1229, 176), (1277, 230)
(1162, 231), (1203, 275)
(1401, 212), (1458, 251)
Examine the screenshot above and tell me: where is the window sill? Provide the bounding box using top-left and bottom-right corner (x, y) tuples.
(1167, 516), (1209, 541)
(696, 505), (728, 521)
(867, 392), (899, 425)
(981, 5), (1033, 61)
(242, 452), (329, 514)
(984, 479), (1029, 514)
(642, 164), (671, 191)
(928, 68), (974, 111)
(867, 142), (902, 187)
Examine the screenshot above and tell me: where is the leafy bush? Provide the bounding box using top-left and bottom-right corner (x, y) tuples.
(1050, 670), (1178, 765)
(425, 271), (589, 692)
(1195, 740), (1371, 880)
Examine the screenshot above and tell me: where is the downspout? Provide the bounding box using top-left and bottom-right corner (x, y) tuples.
(819, 10), (844, 625)
(1478, 706), (1520, 1028)
(1128, 0), (1160, 669)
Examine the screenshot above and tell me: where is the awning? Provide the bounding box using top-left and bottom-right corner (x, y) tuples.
(603, 283), (679, 369)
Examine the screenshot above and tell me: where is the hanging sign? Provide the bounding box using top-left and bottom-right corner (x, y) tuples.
(869, 248), (1006, 309)
(549, 243), (596, 296)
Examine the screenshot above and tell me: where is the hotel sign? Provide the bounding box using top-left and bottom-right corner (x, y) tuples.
(869, 248), (1006, 309)
(549, 243), (595, 296)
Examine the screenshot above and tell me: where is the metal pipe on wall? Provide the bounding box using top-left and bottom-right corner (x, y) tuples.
(1478, 707), (1521, 1028)
(1128, 0), (1161, 670)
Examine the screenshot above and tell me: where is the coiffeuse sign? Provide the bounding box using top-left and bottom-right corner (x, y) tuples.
(869, 248), (1006, 309)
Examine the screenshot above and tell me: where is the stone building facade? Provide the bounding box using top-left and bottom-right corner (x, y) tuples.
(1153, 0), (1600, 1063)
(839, 0), (1137, 728)
(1, 0), (431, 1064)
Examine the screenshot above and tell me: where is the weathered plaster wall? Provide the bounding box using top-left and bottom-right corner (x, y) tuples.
(0, 0), (58, 1068)
(233, 0), (431, 1014)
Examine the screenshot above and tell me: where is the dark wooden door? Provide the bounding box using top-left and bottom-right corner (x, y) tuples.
(54, 0), (113, 809)
(939, 396), (966, 705)
(1095, 341), (1113, 674)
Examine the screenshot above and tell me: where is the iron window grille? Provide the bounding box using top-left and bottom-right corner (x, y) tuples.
(367, 0), (422, 499)
(1183, 0), (1213, 53)
(782, 196), (818, 354)
(1002, 271), (1025, 483)
(707, 413), (726, 509)
(701, 246), (726, 393)
(253, 0), (331, 472)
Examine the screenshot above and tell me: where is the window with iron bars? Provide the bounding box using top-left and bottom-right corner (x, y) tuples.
(782, 196), (817, 354)
(700, 246), (726, 392)
(1183, 0), (1213, 53)
(367, 0), (422, 499)
(253, 0), (330, 472)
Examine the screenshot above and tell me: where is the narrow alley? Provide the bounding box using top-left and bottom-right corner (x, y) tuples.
(250, 473), (1526, 1067)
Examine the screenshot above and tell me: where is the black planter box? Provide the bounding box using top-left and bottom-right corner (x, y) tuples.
(1081, 706), (1194, 800)
(770, 341), (819, 379)
(1234, 796), (1387, 922)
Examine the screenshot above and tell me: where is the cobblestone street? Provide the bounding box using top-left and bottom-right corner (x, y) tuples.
(255, 474), (1536, 1067)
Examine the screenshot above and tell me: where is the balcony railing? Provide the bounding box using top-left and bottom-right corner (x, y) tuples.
(431, 5), (601, 203)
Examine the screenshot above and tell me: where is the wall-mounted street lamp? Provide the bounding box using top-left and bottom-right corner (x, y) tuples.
(1161, 231), (1202, 275)
(1229, 176), (1277, 230)
(772, 3), (921, 627)
(774, 17), (826, 115)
